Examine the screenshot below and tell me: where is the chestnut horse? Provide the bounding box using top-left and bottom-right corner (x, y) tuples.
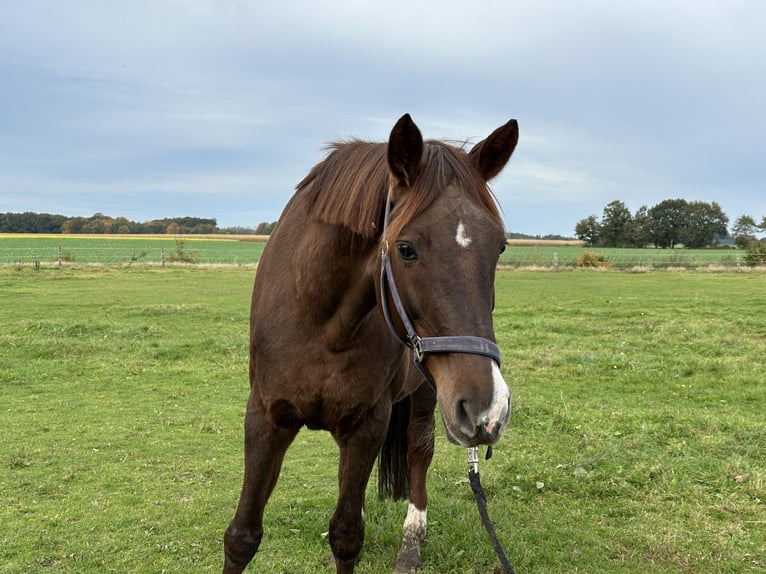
(223, 114), (518, 573)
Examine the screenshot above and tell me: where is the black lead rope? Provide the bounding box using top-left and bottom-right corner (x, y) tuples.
(467, 447), (516, 574)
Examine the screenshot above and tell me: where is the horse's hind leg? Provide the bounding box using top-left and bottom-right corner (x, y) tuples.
(223, 394), (298, 574)
(395, 382), (436, 574)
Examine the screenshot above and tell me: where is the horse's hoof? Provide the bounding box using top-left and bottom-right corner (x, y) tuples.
(394, 543), (421, 573)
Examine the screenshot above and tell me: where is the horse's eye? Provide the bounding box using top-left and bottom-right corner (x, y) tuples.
(396, 241), (418, 262)
(499, 243), (506, 255)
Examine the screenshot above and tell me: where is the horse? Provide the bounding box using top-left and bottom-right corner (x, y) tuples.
(223, 113), (519, 574)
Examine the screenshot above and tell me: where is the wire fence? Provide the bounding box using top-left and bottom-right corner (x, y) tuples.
(0, 237), (266, 267)
(498, 246), (749, 270)
(0, 237), (758, 270)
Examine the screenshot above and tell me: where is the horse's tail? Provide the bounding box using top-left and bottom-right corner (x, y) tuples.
(377, 396), (410, 500)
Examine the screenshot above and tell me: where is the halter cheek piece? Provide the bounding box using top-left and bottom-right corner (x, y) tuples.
(378, 192), (501, 385)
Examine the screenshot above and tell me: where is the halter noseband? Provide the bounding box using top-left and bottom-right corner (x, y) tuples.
(379, 192), (502, 383)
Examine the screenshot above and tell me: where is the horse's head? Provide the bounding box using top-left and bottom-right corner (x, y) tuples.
(381, 114), (518, 447)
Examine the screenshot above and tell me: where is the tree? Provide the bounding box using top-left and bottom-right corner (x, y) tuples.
(599, 200), (633, 247)
(731, 215), (758, 248)
(626, 205), (652, 247)
(647, 199), (688, 248)
(574, 215), (600, 247)
(62, 216), (88, 234)
(0, 212), (66, 233)
(254, 221), (277, 235)
(681, 201), (728, 249)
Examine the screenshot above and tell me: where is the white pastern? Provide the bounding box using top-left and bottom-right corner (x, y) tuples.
(455, 221), (472, 248)
(483, 362), (511, 435)
(402, 502), (427, 542)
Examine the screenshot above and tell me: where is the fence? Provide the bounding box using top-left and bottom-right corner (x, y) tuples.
(0, 237), (757, 270)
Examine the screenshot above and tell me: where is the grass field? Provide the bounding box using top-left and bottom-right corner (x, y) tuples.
(0, 234), (751, 269)
(0, 235), (267, 266)
(1, 267), (764, 573)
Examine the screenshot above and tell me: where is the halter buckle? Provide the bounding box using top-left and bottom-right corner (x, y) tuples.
(467, 446), (479, 473)
(410, 335), (425, 364)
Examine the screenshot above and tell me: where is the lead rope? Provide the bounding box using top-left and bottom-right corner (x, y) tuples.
(467, 447), (516, 574)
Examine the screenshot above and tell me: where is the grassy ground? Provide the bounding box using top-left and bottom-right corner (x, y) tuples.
(1, 267), (764, 573)
(0, 235), (266, 266)
(0, 234), (749, 269)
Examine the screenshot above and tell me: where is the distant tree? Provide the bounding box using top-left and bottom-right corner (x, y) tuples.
(254, 221), (277, 235)
(626, 205), (652, 247)
(647, 199), (688, 248)
(112, 217), (138, 234)
(140, 220), (168, 234)
(81, 213), (111, 234)
(0, 212), (67, 233)
(574, 215), (600, 246)
(731, 215), (758, 248)
(62, 216), (88, 234)
(599, 200), (633, 247)
(221, 226), (258, 235)
(681, 201), (728, 248)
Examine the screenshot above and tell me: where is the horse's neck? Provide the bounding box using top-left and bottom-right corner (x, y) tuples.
(256, 193), (383, 351)
(308, 239), (380, 352)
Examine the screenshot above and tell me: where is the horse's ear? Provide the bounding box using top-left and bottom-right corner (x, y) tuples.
(469, 119), (519, 182)
(388, 114), (424, 188)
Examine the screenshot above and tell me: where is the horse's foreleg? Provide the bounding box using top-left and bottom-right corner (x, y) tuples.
(223, 394), (298, 574)
(330, 404), (390, 574)
(395, 383), (436, 574)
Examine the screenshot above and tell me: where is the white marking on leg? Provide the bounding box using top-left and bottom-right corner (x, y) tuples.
(483, 362), (511, 435)
(402, 502), (427, 543)
(455, 221), (472, 248)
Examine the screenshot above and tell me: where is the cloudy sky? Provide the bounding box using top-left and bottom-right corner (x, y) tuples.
(1, 1), (764, 235)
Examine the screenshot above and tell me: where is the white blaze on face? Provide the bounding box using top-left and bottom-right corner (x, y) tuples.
(483, 362), (511, 435)
(455, 221), (472, 248)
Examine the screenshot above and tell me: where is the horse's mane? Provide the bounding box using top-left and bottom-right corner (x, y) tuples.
(299, 139), (501, 241)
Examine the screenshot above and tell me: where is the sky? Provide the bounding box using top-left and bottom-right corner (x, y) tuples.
(1, 1), (764, 236)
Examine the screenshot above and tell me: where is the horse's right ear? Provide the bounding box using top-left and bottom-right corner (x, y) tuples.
(388, 114), (424, 189)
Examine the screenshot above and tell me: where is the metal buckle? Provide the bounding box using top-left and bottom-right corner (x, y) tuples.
(410, 335), (424, 364)
(467, 446), (479, 473)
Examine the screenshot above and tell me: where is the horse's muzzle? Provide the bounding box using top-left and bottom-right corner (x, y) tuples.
(442, 362), (511, 447)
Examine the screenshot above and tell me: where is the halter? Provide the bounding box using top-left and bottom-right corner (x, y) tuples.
(378, 191), (502, 384)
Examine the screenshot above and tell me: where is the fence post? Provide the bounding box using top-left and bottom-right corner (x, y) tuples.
(58, 246), (62, 267)
(553, 251), (559, 270)
(161, 248), (165, 268)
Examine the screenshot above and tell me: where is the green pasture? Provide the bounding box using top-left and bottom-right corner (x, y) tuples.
(499, 245), (743, 269)
(0, 235), (266, 266)
(0, 235), (750, 269)
(1, 267), (764, 573)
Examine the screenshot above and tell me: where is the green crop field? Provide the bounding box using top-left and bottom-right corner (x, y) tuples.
(0, 234), (752, 270)
(0, 235), (266, 267)
(1, 267), (764, 573)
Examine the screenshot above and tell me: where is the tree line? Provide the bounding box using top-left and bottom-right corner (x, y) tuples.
(0, 212), (277, 235)
(575, 199), (765, 249)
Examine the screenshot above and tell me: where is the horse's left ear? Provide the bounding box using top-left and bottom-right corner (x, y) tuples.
(469, 119), (519, 182)
(388, 113), (424, 189)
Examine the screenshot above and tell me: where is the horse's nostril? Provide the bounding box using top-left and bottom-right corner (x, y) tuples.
(454, 400), (473, 435)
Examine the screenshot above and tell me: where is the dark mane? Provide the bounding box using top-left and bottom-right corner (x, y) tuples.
(299, 139), (501, 240)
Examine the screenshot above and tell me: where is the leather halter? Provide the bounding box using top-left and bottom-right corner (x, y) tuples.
(379, 192), (502, 383)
